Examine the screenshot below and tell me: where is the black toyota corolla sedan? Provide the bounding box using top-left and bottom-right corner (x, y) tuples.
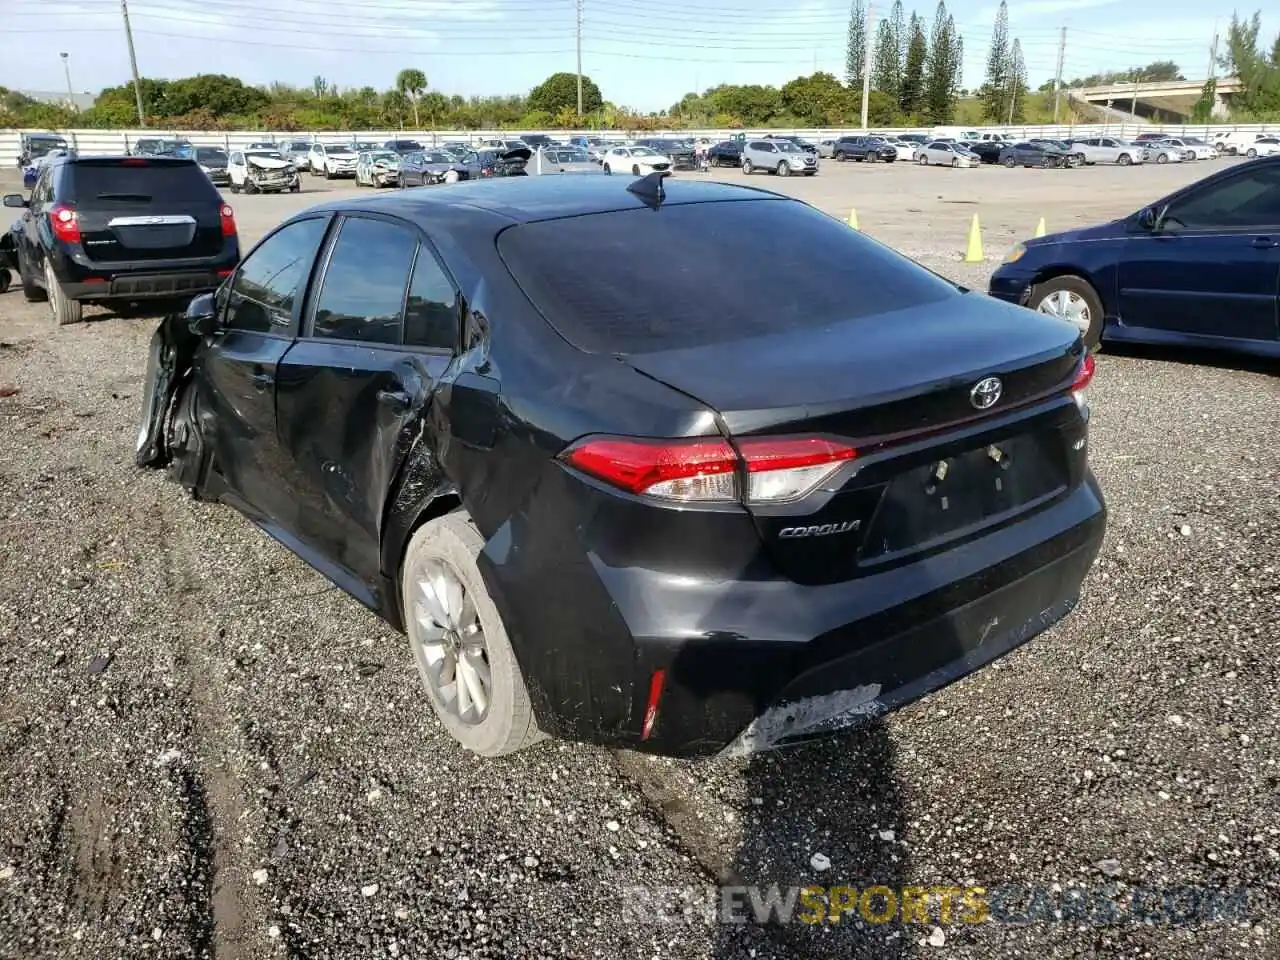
(135, 174), (1106, 759)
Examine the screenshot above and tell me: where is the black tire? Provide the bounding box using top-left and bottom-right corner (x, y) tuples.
(1003, 155), (1016, 168)
(867, 152), (877, 163)
(18, 250), (45, 302)
(1246, 148), (1258, 159)
(0, 268), (10, 295)
(229, 182), (241, 194)
(1156, 152), (1169, 164)
(835, 151), (846, 161)
(742, 158), (754, 174)
(776, 160), (790, 177)
(1028, 274), (1104, 350)
(45, 259), (83, 326)
(402, 512), (543, 757)
(1117, 153), (1132, 166)
(632, 164), (641, 176)
(602, 163), (611, 174)
(324, 166), (334, 180)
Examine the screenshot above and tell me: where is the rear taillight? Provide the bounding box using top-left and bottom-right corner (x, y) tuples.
(121, 158), (150, 166)
(220, 203), (237, 237)
(1071, 352), (1095, 410)
(48, 204), (80, 244)
(561, 435), (856, 505)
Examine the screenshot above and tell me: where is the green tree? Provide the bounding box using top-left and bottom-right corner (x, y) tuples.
(395, 68), (427, 127)
(900, 13), (928, 115)
(164, 74), (270, 117)
(923, 1), (962, 123)
(1192, 77), (1218, 122)
(781, 72), (857, 125)
(1217, 11), (1280, 117)
(1006, 38), (1028, 123)
(527, 72), (604, 116)
(981, 0), (1010, 122)
(846, 0), (867, 87)
(871, 21), (900, 101)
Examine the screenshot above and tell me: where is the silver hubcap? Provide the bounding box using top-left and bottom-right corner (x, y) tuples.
(1037, 289), (1091, 335)
(409, 559), (491, 724)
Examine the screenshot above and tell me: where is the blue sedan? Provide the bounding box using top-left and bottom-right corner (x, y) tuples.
(989, 157), (1280, 358)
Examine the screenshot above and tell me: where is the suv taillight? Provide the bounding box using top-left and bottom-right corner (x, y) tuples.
(48, 204), (80, 244)
(561, 435), (857, 505)
(220, 203), (237, 237)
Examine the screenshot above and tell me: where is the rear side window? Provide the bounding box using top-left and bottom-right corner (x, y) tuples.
(67, 160), (218, 203)
(498, 199), (959, 355)
(311, 217), (418, 345)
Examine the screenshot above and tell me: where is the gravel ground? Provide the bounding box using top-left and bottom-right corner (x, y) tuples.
(0, 163), (1277, 959)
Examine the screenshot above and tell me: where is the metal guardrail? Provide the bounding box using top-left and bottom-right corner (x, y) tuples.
(3, 123), (1277, 168)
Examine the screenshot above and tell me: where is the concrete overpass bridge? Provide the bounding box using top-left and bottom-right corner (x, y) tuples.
(1073, 77), (1242, 122)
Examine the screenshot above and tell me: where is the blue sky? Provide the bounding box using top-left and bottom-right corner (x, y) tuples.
(7, 0), (1224, 113)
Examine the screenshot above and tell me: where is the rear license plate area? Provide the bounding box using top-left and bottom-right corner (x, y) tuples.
(114, 225), (194, 249)
(859, 433), (1066, 562)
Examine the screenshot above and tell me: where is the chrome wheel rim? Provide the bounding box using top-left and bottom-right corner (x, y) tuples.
(409, 558), (491, 725)
(1037, 289), (1091, 335)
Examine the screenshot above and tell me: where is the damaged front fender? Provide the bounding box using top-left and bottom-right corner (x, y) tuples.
(135, 311), (203, 468)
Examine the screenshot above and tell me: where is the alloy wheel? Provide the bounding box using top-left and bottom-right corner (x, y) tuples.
(408, 557), (493, 725)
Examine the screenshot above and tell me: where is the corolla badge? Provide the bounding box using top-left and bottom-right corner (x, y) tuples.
(969, 376), (1003, 410)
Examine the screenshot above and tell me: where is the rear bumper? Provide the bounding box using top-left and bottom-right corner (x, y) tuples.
(62, 270), (230, 300)
(481, 469), (1106, 757)
(54, 240), (238, 301)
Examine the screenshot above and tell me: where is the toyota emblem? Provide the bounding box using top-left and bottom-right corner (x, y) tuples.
(969, 376), (1003, 410)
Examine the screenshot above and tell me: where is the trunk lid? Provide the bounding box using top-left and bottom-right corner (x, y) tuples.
(624, 294), (1081, 443)
(69, 158), (224, 263)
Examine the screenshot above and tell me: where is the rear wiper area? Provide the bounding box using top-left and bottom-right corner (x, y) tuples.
(96, 193), (153, 201)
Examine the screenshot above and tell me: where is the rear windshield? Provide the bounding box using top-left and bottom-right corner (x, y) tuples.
(68, 160), (219, 202)
(498, 198), (959, 354)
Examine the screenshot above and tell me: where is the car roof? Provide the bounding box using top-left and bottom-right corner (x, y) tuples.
(300, 175), (785, 226)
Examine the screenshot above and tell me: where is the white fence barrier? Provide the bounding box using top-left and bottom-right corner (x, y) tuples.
(3, 123), (1277, 168)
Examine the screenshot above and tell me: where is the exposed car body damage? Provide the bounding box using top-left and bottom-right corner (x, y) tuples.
(137, 178), (1105, 758)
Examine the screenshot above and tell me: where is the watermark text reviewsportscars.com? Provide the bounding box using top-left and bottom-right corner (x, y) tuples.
(621, 884), (1255, 927)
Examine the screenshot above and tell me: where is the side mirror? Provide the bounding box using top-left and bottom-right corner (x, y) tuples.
(2, 194), (29, 209)
(185, 292), (220, 336)
(1136, 206), (1161, 231)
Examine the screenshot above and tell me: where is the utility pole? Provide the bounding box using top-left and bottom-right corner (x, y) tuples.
(860, 2), (874, 130)
(59, 53), (76, 112)
(121, 0), (146, 127)
(1207, 19), (1219, 83)
(575, 0), (584, 117)
(1052, 26), (1066, 123)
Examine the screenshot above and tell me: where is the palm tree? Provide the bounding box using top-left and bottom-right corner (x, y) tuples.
(395, 68), (427, 128)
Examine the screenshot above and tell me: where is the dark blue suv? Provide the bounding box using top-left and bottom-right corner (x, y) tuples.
(989, 157), (1280, 358)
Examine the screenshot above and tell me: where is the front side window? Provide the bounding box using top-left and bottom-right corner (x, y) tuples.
(226, 217), (329, 334)
(311, 217), (418, 345)
(1164, 167), (1280, 229)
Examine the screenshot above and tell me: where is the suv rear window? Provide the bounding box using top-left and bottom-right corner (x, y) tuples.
(67, 160), (219, 202)
(498, 198), (959, 355)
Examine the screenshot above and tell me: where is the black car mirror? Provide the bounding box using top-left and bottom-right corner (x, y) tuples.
(2, 194), (29, 209)
(186, 292), (221, 336)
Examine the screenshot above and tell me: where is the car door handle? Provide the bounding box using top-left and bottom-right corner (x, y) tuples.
(1251, 237), (1277, 249)
(249, 371), (274, 390)
(377, 388), (412, 411)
